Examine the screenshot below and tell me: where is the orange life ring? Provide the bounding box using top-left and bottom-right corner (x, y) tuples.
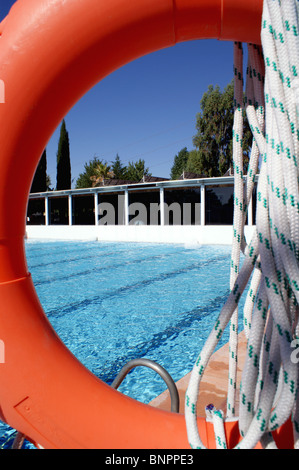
(0, 0), (290, 450)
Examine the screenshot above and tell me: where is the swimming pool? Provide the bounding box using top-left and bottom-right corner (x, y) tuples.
(0, 240), (246, 448)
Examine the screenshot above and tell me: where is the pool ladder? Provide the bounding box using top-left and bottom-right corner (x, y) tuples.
(111, 358), (180, 413)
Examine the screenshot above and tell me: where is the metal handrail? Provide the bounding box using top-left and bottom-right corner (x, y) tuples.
(111, 358), (180, 413)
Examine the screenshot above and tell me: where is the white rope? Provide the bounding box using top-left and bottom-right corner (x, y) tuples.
(226, 41), (244, 418)
(205, 405), (227, 449)
(185, 0), (299, 449)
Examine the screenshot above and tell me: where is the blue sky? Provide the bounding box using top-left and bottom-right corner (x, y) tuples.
(1, 0), (236, 187)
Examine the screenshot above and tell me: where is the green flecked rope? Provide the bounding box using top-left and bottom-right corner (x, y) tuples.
(226, 40), (244, 419)
(185, 0), (299, 449)
(205, 405), (227, 449)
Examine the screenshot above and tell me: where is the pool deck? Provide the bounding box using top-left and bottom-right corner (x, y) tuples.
(149, 331), (247, 417)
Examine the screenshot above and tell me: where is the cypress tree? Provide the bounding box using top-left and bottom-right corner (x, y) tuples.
(30, 149), (47, 193)
(56, 119), (71, 190)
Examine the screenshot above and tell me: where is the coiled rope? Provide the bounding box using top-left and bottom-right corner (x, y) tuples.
(185, 0), (299, 449)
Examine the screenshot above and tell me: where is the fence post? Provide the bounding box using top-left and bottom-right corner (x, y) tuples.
(159, 187), (165, 226)
(200, 184), (205, 225)
(124, 190), (129, 226)
(94, 192), (99, 225)
(68, 194), (73, 225)
(45, 195), (49, 225)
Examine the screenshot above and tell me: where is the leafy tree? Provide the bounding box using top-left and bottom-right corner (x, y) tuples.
(111, 154), (127, 178)
(56, 119), (71, 190)
(190, 81), (251, 177)
(30, 149), (48, 193)
(76, 155), (150, 188)
(75, 156), (104, 188)
(124, 158), (151, 182)
(186, 149), (201, 174)
(170, 147), (189, 180)
(90, 162), (114, 186)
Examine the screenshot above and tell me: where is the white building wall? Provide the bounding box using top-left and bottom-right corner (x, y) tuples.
(26, 225), (256, 245)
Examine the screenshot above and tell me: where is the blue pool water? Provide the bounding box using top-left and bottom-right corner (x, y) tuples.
(0, 240), (246, 448)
